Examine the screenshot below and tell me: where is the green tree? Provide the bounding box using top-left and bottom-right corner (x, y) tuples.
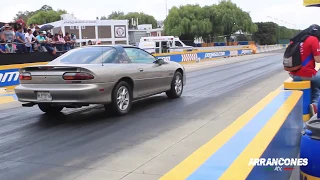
(214, 0), (257, 42)
(107, 11), (125, 20)
(163, 1), (256, 43)
(199, 5), (219, 42)
(38, 5), (53, 12)
(14, 11), (33, 22)
(279, 26), (301, 39)
(27, 10), (66, 25)
(124, 12), (157, 28)
(105, 11), (157, 28)
(14, 5), (67, 25)
(252, 22), (278, 45)
(253, 22), (301, 44)
(100, 16), (108, 20)
(164, 4), (212, 42)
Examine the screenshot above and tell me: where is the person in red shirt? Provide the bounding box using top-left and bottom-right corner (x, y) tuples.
(15, 16), (25, 26)
(290, 27), (320, 116)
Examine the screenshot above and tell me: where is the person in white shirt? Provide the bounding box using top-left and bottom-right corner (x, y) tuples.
(25, 29), (35, 52)
(29, 24), (35, 33)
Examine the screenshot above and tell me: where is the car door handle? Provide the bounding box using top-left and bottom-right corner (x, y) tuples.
(138, 68), (144, 72)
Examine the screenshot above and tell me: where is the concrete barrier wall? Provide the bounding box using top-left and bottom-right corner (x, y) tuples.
(153, 48), (253, 63)
(256, 44), (288, 53)
(160, 89), (303, 180)
(0, 44), (286, 89)
(154, 44), (285, 63)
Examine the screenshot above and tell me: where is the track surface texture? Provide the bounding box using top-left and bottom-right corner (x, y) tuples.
(0, 50), (290, 180)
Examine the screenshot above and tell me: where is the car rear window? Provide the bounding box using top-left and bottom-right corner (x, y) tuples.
(51, 47), (118, 64)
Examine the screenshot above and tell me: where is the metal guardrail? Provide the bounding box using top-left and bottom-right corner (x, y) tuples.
(0, 42), (78, 54)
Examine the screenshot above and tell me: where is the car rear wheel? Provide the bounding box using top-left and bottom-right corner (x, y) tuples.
(106, 81), (132, 116)
(166, 71), (183, 99)
(38, 104), (64, 114)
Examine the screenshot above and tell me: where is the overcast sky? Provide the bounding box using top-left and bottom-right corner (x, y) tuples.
(1, 0), (318, 29)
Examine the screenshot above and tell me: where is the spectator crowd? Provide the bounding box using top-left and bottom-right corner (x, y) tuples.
(0, 17), (77, 55)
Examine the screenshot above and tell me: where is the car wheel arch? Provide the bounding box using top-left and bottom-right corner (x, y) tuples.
(176, 68), (184, 77)
(115, 77), (134, 91)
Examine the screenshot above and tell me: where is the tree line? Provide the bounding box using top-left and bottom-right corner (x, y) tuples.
(12, 1), (300, 45)
(13, 5), (67, 25)
(253, 22), (301, 45)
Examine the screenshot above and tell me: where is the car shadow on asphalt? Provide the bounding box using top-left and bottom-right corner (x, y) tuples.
(36, 93), (180, 127)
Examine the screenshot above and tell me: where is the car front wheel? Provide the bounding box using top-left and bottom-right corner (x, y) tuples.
(166, 71), (183, 99)
(38, 104), (64, 114)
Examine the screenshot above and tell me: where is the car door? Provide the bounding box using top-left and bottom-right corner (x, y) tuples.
(124, 47), (170, 97)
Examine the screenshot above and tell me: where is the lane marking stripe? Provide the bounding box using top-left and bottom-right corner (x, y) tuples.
(0, 96), (16, 104)
(159, 90), (281, 180)
(186, 91), (292, 180)
(0, 62), (49, 70)
(219, 90), (302, 180)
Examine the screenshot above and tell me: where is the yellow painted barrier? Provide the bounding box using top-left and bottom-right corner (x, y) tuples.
(0, 62), (49, 70)
(304, 0), (320, 6)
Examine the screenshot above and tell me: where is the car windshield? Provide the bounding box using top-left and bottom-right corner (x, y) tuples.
(51, 47), (118, 64)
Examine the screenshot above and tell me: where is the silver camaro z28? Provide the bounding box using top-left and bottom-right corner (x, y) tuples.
(15, 45), (186, 116)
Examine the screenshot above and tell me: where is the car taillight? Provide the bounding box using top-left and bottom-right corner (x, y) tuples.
(19, 72), (32, 80)
(63, 72), (94, 80)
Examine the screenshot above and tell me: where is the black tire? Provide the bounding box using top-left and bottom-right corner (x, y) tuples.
(166, 71), (183, 99)
(106, 81), (132, 116)
(38, 104), (64, 114)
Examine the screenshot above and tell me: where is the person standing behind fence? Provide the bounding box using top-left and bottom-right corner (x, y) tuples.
(15, 17), (25, 27)
(25, 29), (35, 52)
(32, 26), (40, 50)
(2, 24), (15, 53)
(28, 24), (35, 33)
(46, 32), (53, 44)
(35, 31), (56, 55)
(70, 33), (76, 49)
(33, 26), (40, 37)
(36, 31), (48, 51)
(15, 26), (26, 53)
(0, 35), (7, 53)
(54, 30), (65, 51)
(64, 32), (71, 51)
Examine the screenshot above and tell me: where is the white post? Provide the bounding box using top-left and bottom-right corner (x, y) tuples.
(165, 0), (168, 17)
(78, 26), (82, 47)
(111, 25), (115, 45)
(95, 25), (99, 42)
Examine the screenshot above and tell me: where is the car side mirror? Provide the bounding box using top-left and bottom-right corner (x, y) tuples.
(154, 58), (165, 65)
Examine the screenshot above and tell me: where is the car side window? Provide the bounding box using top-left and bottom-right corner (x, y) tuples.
(124, 48), (156, 64)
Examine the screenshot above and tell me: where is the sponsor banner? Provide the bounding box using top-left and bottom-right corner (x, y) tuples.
(230, 50), (238, 56)
(63, 20), (97, 25)
(154, 54), (182, 63)
(0, 68), (20, 87)
(197, 51), (230, 60)
(238, 49), (252, 55)
(155, 51), (231, 63)
(156, 56), (171, 62)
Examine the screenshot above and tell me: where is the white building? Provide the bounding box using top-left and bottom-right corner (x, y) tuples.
(137, 24), (152, 30)
(45, 14), (129, 46)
